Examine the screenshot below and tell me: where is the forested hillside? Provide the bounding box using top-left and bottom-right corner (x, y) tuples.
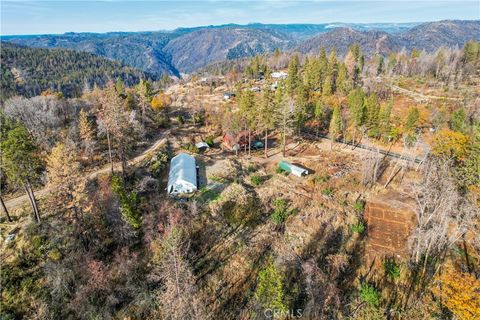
(0, 43), (151, 102)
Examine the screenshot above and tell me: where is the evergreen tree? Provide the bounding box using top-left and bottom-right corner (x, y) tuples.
(135, 79), (152, 124)
(328, 49), (338, 92)
(336, 63), (349, 94)
(405, 106), (420, 144)
(329, 104), (343, 143)
(286, 55), (300, 97)
(322, 75), (332, 96)
(347, 88), (366, 129)
(364, 93), (381, 137)
(78, 108), (96, 159)
(111, 175), (141, 229)
(451, 108), (467, 133)
(259, 83), (277, 158)
(379, 100), (393, 141)
(238, 87), (256, 155)
(255, 261), (288, 312)
(46, 142), (87, 221)
(318, 47), (328, 91)
(294, 83), (308, 135)
(98, 82), (139, 176)
(0, 119), (42, 222)
(314, 98), (326, 137)
(275, 82), (292, 157)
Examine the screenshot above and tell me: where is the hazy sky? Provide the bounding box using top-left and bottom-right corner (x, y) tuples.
(1, 0), (479, 35)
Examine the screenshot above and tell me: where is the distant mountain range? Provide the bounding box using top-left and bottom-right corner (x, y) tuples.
(2, 20), (479, 76)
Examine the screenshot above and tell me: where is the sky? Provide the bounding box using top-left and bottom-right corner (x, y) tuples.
(1, 0), (479, 35)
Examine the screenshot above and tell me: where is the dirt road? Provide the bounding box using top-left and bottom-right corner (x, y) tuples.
(4, 134), (169, 212)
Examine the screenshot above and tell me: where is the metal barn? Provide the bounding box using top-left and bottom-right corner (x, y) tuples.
(167, 153), (197, 195)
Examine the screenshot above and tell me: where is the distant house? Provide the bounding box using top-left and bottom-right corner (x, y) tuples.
(271, 71), (288, 79)
(223, 131), (265, 151)
(223, 92), (236, 100)
(222, 133), (240, 151)
(167, 153), (197, 195)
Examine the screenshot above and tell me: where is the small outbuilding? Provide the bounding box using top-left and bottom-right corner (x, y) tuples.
(278, 161), (309, 177)
(223, 92), (236, 100)
(167, 153), (198, 195)
(271, 71), (288, 79)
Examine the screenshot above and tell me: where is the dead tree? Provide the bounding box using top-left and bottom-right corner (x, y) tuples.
(154, 216), (207, 320)
(408, 159), (478, 277)
(1, 196), (12, 222)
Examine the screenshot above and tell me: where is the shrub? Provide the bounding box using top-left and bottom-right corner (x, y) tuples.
(271, 198), (292, 225)
(176, 115), (185, 124)
(250, 175), (262, 186)
(111, 176), (142, 229)
(255, 261), (288, 312)
(275, 166), (285, 174)
(321, 187), (334, 197)
(181, 143), (199, 154)
(353, 200), (365, 213)
(149, 149), (169, 177)
(351, 222), (365, 234)
(204, 136), (215, 147)
(359, 283), (380, 307)
(383, 259), (401, 279)
(314, 174), (330, 183)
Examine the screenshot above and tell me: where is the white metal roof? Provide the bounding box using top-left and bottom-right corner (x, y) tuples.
(167, 153), (197, 195)
(290, 164), (308, 177)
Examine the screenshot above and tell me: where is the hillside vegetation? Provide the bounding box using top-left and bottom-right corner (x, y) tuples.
(0, 43), (151, 102)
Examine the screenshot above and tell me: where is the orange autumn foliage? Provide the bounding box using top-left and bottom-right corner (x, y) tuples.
(151, 92), (172, 111)
(432, 265), (480, 320)
(431, 128), (469, 160)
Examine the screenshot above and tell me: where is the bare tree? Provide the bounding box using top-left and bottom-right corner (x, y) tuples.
(153, 214), (207, 320)
(409, 159), (478, 276)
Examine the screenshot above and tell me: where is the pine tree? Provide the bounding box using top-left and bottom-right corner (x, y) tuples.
(78, 108), (96, 159)
(364, 93), (381, 137)
(322, 75), (332, 96)
(98, 82), (138, 176)
(255, 261), (288, 312)
(314, 98), (325, 137)
(135, 79), (152, 124)
(347, 88), (366, 129)
(259, 82), (277, 158)
(327, 49), (338, 92)
(318, 47), (328, 90)
(46, 142), (87, 220)
(0, 119), (42, 222)
(379, 100), (393, 141)
(238, 87), (256, 155)
(405, 106), (420, 144)
(329, 105), (343, 143)
(336, 63), (349, 94)
(294, 83), (308, 135)
(451, 108), (467, 133)
(286, 55), (300, 97)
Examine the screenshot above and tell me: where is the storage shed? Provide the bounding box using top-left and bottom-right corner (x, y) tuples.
(167, 153), (197, 195)
(278, 161), (309, 177)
